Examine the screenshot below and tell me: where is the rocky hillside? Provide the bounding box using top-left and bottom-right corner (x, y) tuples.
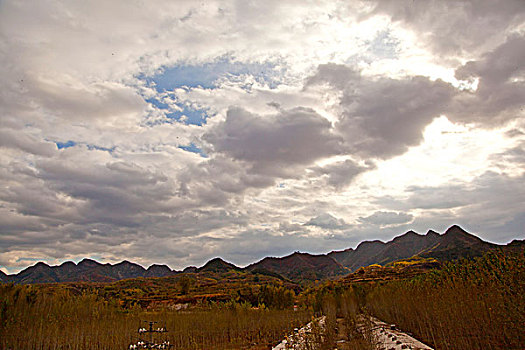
(246, 252), (348, 282)
(1, 258), (177, 284)
(329, 225), (507, 271)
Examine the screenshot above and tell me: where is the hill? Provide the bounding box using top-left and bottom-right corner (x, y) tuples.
(246, 252), (348, 282)
(197, 258), (241, 273)
(341, 257), (442, 283)
(3, 225), (522, 284)
(0, 270), (7, 283)
(328, 225), (510, 271)
(2, 259), (177, 284)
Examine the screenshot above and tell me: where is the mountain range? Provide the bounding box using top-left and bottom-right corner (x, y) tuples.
(1, 225), (522, 284)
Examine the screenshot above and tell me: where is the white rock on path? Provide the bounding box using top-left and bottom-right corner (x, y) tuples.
(273, 315), (433, 350)
(272, 316), (325, 350)
(367, 316), (434, 350)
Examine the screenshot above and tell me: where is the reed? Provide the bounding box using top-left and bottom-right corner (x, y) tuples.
(0, 284), (311, 349)
(366, 250), (525, 350)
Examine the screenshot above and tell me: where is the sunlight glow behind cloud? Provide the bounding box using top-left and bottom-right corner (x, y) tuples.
(0, 0), (524, 273)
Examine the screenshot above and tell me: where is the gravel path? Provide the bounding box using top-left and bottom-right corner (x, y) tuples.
(367, 316), (433, 350)
(272, 316), (325, 350)
(272, 315), (433, 350)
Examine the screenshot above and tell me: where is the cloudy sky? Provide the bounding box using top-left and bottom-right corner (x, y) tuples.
(1, 0), (524, 274)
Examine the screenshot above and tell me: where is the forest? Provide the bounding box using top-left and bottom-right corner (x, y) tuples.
(1, 250), (523, 349)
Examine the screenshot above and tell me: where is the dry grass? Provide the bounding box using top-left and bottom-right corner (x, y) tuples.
(0, 285), (311, 349)
(366, 250), (525, 350)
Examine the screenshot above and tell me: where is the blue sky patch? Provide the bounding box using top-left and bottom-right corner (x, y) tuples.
(145, 97), (170, 110)
(87, 144), (115, 153)
(167, 105), (209, 126)
(146, 58), (282, 92)
(145, 97), (209, 126)
(56, 140), (76, 149)
(178, 143), (207, 158)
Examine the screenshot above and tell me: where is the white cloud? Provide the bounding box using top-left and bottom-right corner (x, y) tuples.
(359, 211), (413, 227)
(305, 213), (350, 230)
(1, 0), (524, 273)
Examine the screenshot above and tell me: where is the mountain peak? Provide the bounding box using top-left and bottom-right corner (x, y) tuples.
(78, 258), (102, 267)
(198, 257), (240, 273)
(444, 225), (469, 235)
(146, 263), (170, 270)
(247, 252), (347, 281)
(114, 260), (140, 267)
(34, 261), (50, 267)
(145, 264), (174, 277)
(356, 239), (384, 249)
(183, 266), (198, 273)
(426, 230), (440, 236)
(441, 225), (482, 244)
(392, 230), (421, 242)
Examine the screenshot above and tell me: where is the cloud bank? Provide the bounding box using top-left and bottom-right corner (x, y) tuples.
(0, 0), (523, 273)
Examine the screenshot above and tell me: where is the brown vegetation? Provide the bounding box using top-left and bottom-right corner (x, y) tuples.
(0, 284), (311, 349)
(1, 249), (523, 349)
(366, 250), (525, 349)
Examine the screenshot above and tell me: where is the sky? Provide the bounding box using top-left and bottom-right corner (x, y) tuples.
(1, 0), (524, 274)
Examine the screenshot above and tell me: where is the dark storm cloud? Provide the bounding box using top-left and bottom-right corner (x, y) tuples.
(0, 146), (179, 237)
(309, 158), (373, 188)
(176, 155), (276, 208)
(452, 34), (525, 125)
(304, 213), (350, 230)
(204, 106), (344, 177)
(491, 142), (525, 166)
(308, 33), (525, 160)
(36, 155), (174, 226)
(372, 0), (525, 57)
(308, 64), (455, 158)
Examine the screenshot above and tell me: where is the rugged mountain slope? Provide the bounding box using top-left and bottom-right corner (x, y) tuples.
(145, 264), (174, 277)
(3, 225), (521, 284)
(12, 262), (60, 284)
(2, 258), (177, 284)
(246, 252), (348, 281)
(329, 225), (505, 271)
(419, 225), (498, 260)
(0, 270), (7, 283)
(329, 239), (386, 272)
(197, 258), (241, 273)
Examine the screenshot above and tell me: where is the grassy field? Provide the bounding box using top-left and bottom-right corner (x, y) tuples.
(0, 284), (311, 349)
(366, 250), (525, 349)
(2, 250), (523, 349)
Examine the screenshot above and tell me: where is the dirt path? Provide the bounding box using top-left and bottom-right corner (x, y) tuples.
(366, 316), (433, 350)
(272, 316), (325, 349)
(272, 315), (433, 350)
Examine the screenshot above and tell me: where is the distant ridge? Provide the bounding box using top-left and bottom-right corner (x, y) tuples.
(328, 225), (505, 271)
(1, 259), (177, 284)
(197, 257), (241, 273)
(246, 252), (348, 282)
(2, 225), (522, 284)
